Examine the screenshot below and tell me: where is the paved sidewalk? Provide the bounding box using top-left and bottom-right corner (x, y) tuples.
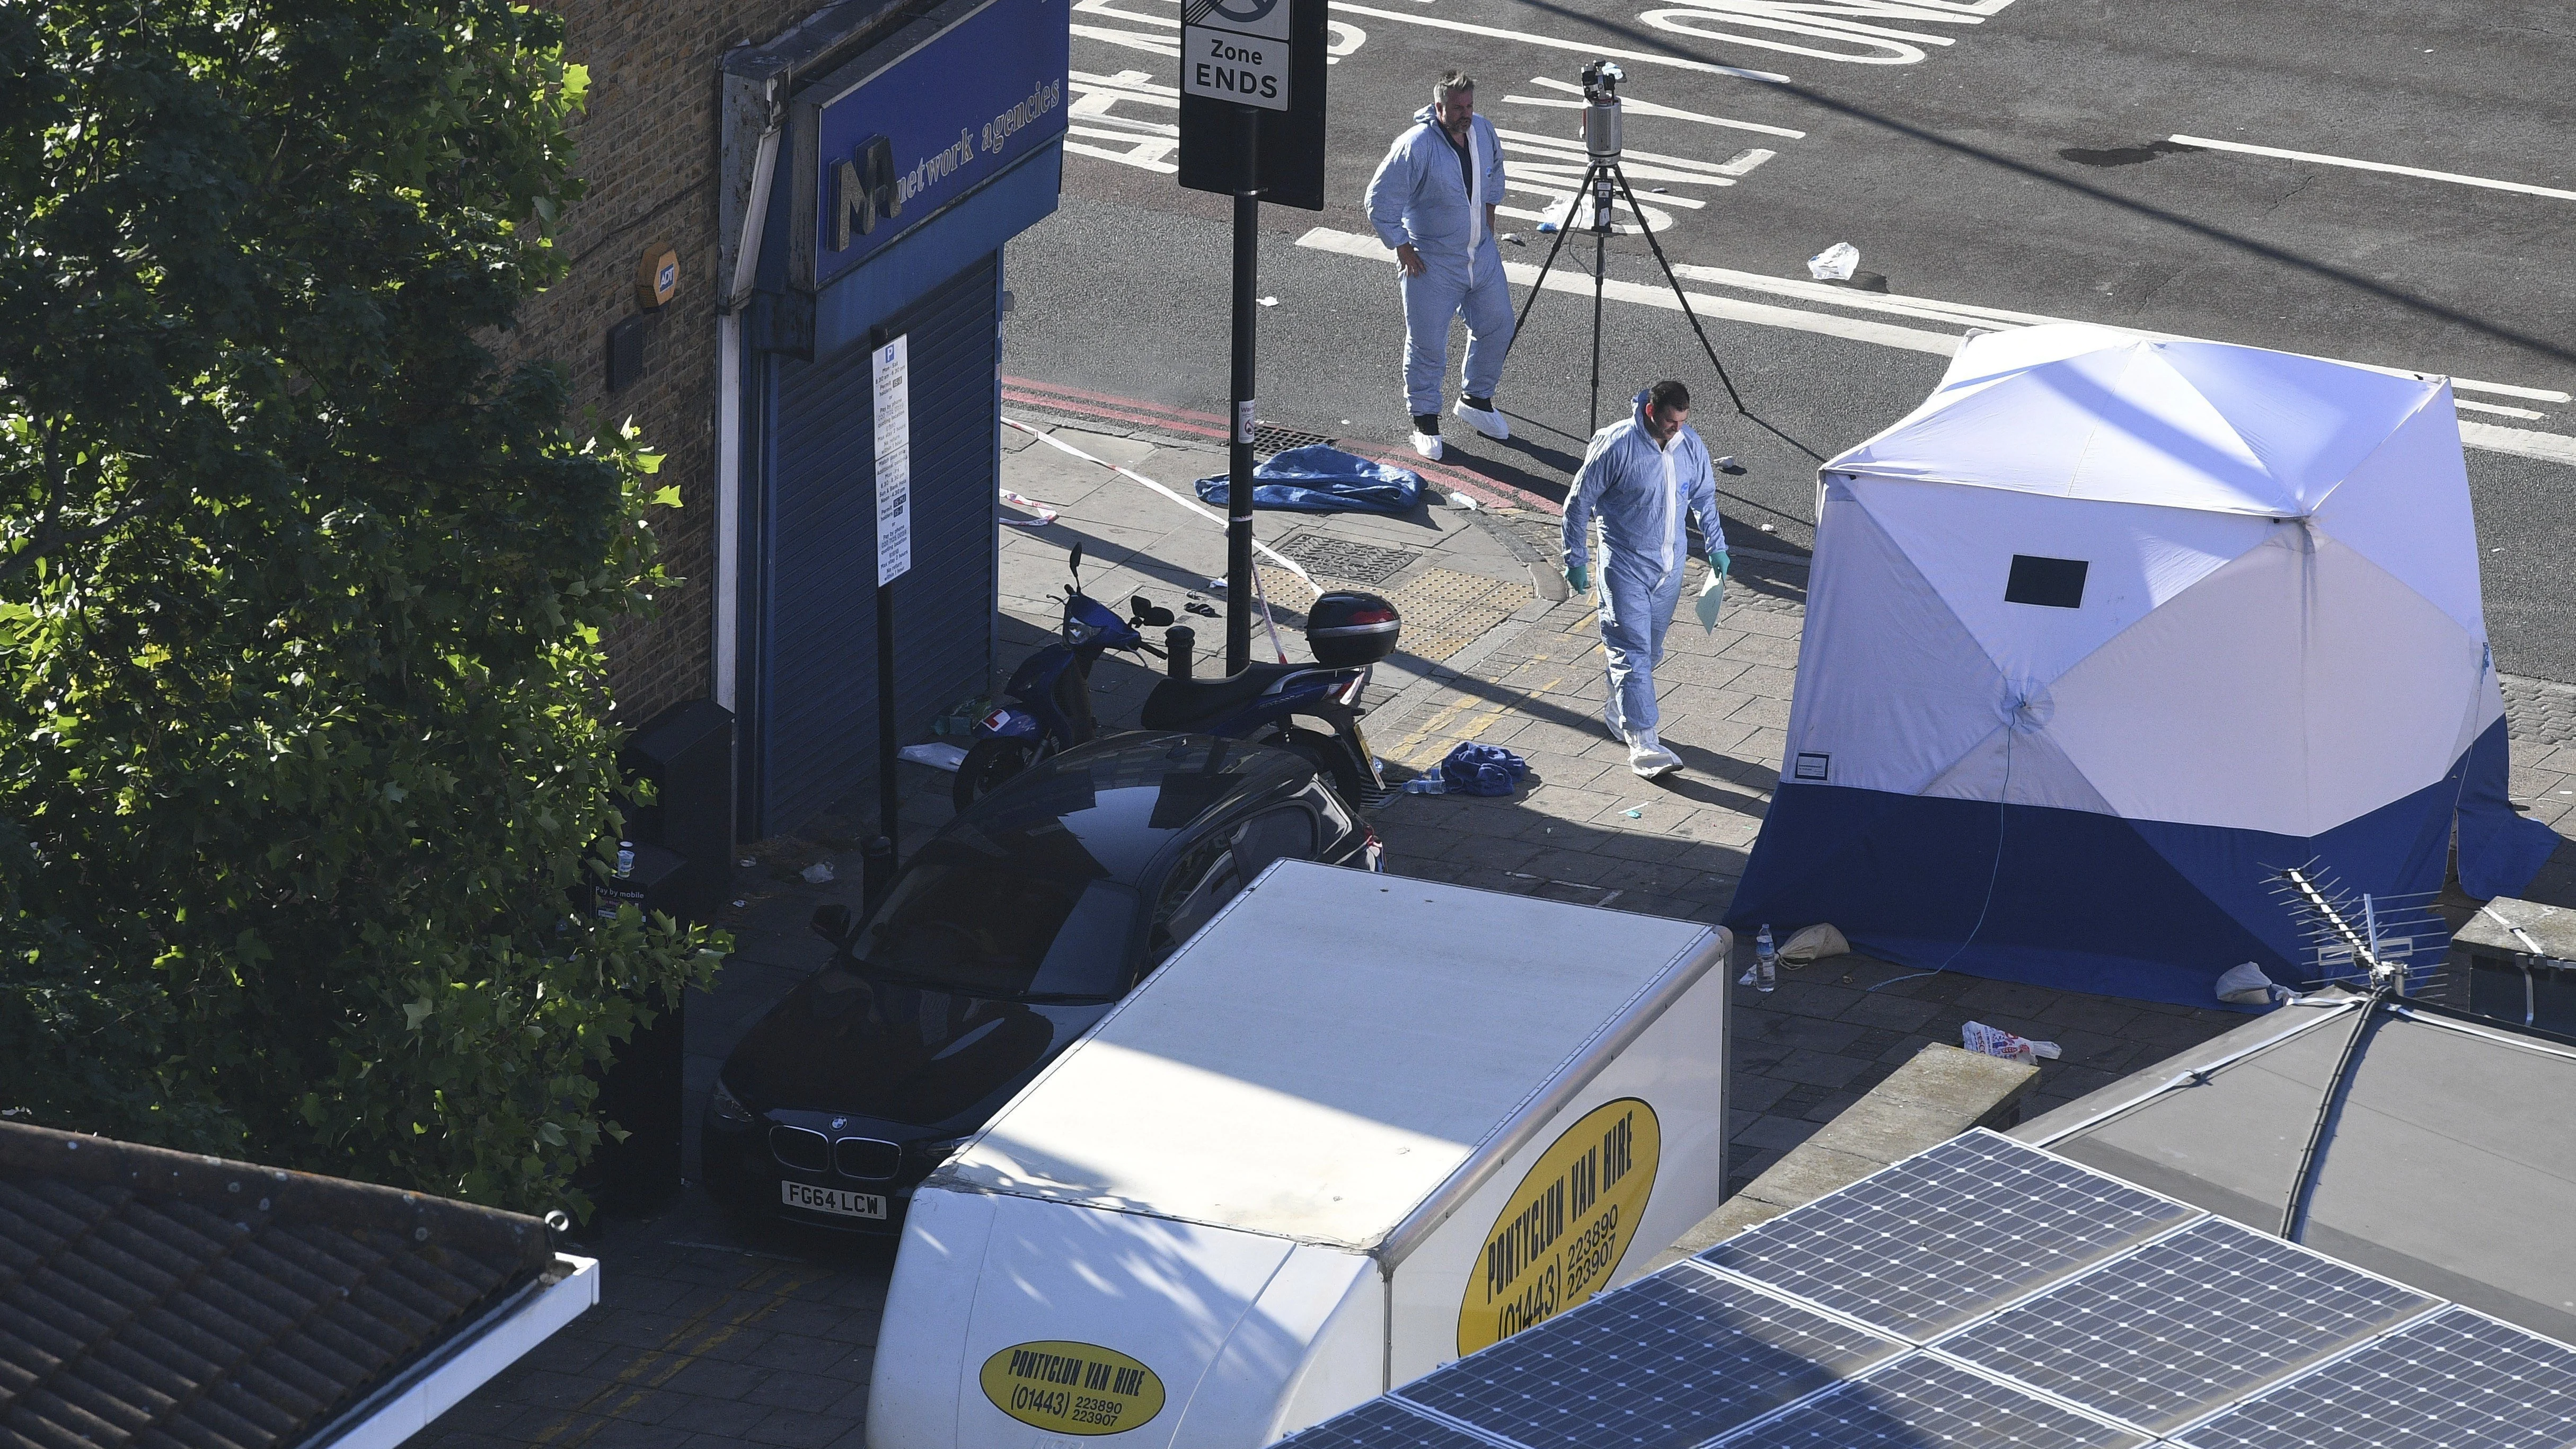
(421, 403), (2576, 1449)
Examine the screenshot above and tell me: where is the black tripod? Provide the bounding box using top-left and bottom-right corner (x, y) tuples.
(1503, 69), (1816, 458)
(1509, 145), (1748, 437)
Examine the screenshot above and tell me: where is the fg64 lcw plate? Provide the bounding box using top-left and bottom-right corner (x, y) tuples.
(783, 1181), (887, 1218)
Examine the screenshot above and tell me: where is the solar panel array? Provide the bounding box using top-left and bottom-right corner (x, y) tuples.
(1274, 1131), (2576, 1449)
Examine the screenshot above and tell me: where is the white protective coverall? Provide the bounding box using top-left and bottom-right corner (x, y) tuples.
(1363, 105), (1514, 417)
(1563, 391), (1730, 750)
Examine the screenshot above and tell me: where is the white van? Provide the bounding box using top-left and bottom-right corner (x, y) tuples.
(868, 860), (1734, 1447)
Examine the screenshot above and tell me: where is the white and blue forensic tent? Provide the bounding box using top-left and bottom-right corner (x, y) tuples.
(1728, 324), (2560, 1005)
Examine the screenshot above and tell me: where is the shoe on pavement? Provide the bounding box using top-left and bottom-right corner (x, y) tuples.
(1627, 729), (1683, 778)
(1455, 396), (1510, 440)
(1411, 429), (1444, 461)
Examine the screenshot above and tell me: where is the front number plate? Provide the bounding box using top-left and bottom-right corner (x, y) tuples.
(782, 1180), (887, 1219)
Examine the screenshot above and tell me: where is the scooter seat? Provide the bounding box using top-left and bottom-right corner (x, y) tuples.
(1140, 661), (1313, 730)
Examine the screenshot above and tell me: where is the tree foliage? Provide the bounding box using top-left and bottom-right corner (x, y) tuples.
(0, 1), (721, 1215)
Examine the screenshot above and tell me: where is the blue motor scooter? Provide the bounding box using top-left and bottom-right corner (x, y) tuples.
(955, 543), (1400, 809)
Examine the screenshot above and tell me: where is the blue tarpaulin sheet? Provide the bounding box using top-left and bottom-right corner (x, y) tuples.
(1194, 445), (1426, 515)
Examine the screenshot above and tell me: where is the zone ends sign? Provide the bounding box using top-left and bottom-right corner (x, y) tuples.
(1183, 0), (1291, 112)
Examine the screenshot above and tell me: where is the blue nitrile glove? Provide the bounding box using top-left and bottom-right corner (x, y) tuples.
(1566, 563), (1591, 594)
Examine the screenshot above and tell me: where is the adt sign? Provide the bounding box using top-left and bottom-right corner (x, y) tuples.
(1182, 0), (1290, 112)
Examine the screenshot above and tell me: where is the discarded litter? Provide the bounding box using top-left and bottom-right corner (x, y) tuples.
(897, 741), (970, 772)
(800, 861), (836, 885)
(1621, 803), (1645, 819)
(1258, 295), (1279, 307)
(1714, 454), (1743, 474)
(738, 857), (756, 868)
(999, 489), (1058, 525)
(1650, 185), (1670, 193)
(1501, 233), (1525, 245)
(1760, 522), (1776, 532)
(2215, 961), (2292, 1005)
(1807, 241), (1860, 281)
(1536, 220), (1560, 234)
(1185, 600), (1218, 617)
(1206, 577), (1228, 591)
(1961, 1020), (2062, 1064)
(1448, 490), (1481, 510)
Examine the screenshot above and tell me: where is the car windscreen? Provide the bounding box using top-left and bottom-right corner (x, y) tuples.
(850, 841), (1139, 1000)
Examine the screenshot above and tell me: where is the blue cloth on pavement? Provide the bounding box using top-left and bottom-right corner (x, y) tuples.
(1439, 742), (1528, 796)
(1194, 445), (1426, 515)
(1563, 391), (1729, 741)
(1366, 107), (1514, 415)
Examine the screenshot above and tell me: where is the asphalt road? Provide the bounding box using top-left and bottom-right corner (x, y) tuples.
(1008, 0), (2576, 679)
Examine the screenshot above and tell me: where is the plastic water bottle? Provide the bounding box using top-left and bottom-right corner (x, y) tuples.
(615, 840), (635, 878)
(1754, 924), (1778, 993)
(1400, 773), (1450, 796)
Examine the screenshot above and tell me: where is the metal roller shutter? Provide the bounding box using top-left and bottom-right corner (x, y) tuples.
(756, 255), (1000, 838)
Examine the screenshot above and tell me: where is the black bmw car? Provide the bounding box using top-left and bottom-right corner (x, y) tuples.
(702, 732), (1381, 1232)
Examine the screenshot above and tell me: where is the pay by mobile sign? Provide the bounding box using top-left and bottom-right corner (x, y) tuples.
(1181, 0), (1291, 111)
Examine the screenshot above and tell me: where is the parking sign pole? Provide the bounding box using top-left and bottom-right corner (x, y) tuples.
(1226, 106), (1260, 674)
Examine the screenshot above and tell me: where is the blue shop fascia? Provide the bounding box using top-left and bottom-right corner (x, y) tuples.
(715, 0), (1067, 839)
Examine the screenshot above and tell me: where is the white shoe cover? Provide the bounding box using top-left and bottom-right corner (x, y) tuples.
(1410, 429), (1444, 461)
(1628, 731), (1683, 777)
(1454, 399), (1511, 440)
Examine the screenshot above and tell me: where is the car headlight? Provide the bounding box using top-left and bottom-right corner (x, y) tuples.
(914, 1135), (975, 1166)
(708, 1077), (757, 1130)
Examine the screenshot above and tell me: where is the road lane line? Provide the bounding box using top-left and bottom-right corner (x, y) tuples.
(1298, 225), (1960, 355)
(2168, 135), (2576, 204)
(1294, 228), (2576, 466)
(1328, 2), (1793, 85)
(1505, 77), (1806, 139)
(2458, 421), (2576, 467)
(1672, 262), (2568, 412)
(2457, 399), (2548, 421)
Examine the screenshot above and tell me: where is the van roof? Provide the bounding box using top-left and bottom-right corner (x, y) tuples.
(932, 860), (1724, 1249)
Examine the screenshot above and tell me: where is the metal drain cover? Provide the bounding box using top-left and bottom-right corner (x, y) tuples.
(1252, 423), (1338, 456)
(1273, 533), (1421, 585)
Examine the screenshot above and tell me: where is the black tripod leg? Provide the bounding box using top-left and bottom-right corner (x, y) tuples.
(1608, 165), (1745, 414)
(1610, 166), (1824, 461)
(1502, 162), (1594, 369)
(1590, 226), (1607, 436)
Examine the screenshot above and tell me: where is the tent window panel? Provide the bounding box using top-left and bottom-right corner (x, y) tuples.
(2006, 554), (2089, 608)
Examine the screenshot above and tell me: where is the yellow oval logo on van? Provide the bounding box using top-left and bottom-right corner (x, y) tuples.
(1458, 1097), (1661, 1355)
(980, 1340), (1165, 1436)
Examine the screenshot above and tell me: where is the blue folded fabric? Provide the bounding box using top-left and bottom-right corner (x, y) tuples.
(1437, 741), (1527, 797)
(1194, 445), (1427, 515)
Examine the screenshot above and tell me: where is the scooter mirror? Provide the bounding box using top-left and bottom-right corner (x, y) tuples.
(809, 903), (854, 948)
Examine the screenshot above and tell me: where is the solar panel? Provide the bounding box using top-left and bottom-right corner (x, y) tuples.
(1393, 1267), (1905, 1449)
(1272, 1397), (1503, 1449)
(1699, 1130), (2196, 1339)
(1710, 1354), (2149, 1449)
(2174, 1305), (2576, 1449)
(1939, 1215), (2438, 1433)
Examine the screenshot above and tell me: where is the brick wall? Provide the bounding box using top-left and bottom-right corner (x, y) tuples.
(507, 0), (817, 726)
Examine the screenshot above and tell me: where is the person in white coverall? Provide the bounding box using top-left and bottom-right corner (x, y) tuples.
(1563, 381), (1730, 777)
(1362, 69), (1514, 462)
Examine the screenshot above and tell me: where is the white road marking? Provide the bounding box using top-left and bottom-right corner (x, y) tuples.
(2457, 399), (2548, 421)
(1294, 226), (2576, 465)
(1504, 77), (1806, 139)
(1299, 225), (1960, 354)
(1073, 0), (1368, 62)
(1071, 21), (1176, 57)
(1641, 0), (2023, 67)
(1329, 2), (1793, 84)
(1496, 129), (1776, 233)
(1066, 69), (1178, 174)
(1672, 261), (2566, 414)
(2168, 135), (2576, 204)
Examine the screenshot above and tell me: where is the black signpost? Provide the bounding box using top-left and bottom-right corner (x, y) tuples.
(1177, 0), (1327, 672)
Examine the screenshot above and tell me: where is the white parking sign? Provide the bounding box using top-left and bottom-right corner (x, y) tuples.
(1182, 0), (1291, 112)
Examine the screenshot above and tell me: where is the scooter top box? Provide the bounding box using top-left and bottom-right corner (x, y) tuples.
(869, 860), (1734, 1449)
